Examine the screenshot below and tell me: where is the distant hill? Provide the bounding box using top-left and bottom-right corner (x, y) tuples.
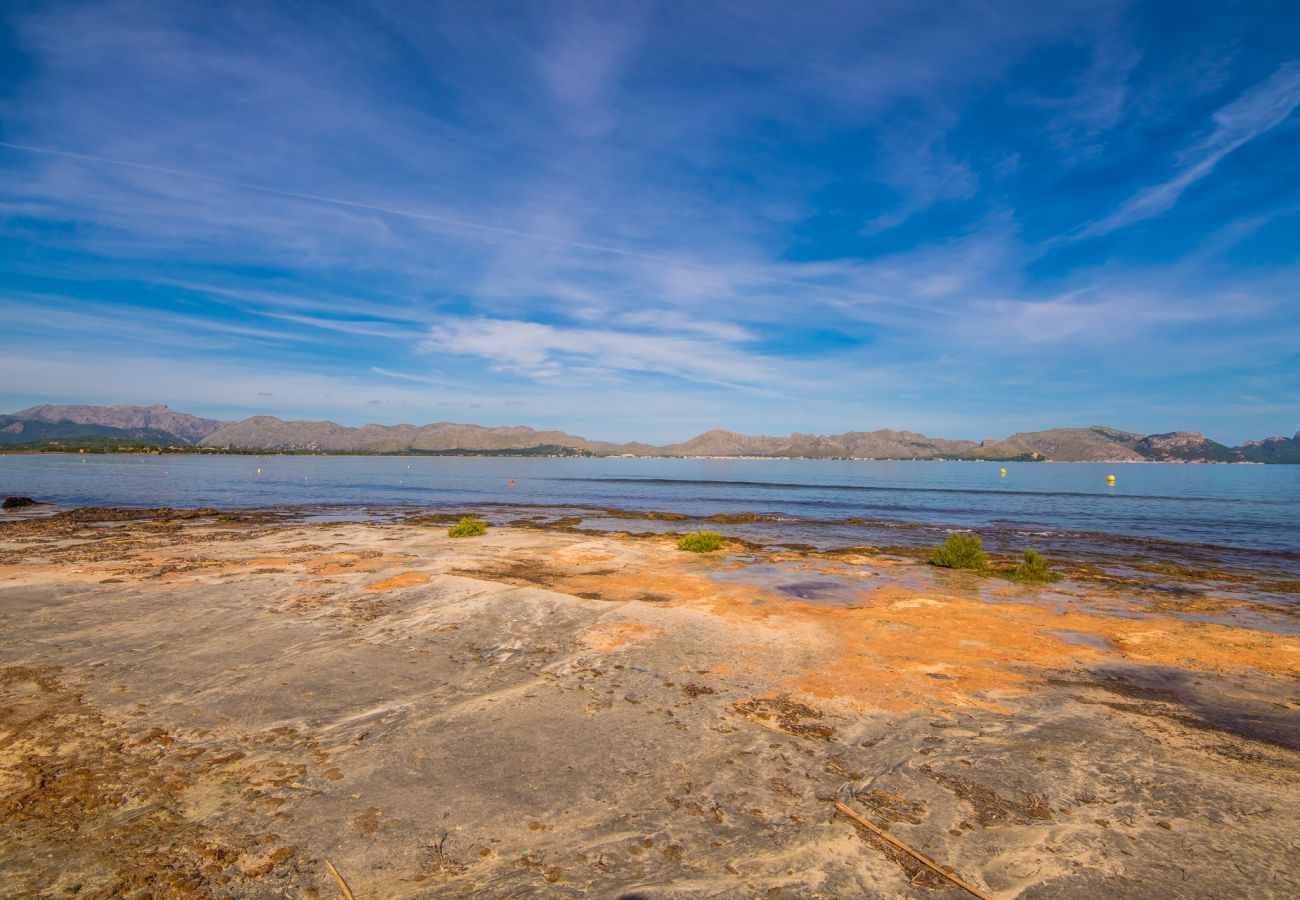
(199, 417), (611, 454)
(996, 426), (1147, 462)
(651, 428), (979, 459)
(15, 404), (222, 444)
(0, 415), (184, 447)
(3, 404), (1296, 462)
(1134, 431), (1242, 463)
(1239, 431), (1300, 464)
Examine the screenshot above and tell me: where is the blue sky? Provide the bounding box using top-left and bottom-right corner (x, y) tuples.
(1, 0), (1298, 443)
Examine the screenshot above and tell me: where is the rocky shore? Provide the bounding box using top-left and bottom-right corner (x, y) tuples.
(1, 508), (1297, 897)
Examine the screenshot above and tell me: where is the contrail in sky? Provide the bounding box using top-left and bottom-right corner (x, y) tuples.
(0, 140), (843, 298)
(0, 140), (692, 264)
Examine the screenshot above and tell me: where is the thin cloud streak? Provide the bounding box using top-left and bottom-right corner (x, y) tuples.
(1078, 62), (1300, 237)
(0, 141), (862, 299)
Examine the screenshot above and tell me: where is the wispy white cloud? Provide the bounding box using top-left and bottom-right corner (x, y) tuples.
(861, 117), (979, 235)
(2, 295), (322, 348)
(419, 316), (775, 389)
(611, 310), (756, 342)
(370, 367), (449, 386)
(0, 141), (739, 272)
(968, 291), (1225, 345)
(535, 4), (645, 137)
(1080, 62), (1300, 237)
(1012, 12), (1142, 163)
(261, 311), (413, 341)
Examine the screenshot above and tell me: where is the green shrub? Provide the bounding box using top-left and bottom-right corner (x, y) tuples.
(1007, 549), (1059, 583)
(930, 532), (987, 569)
(448, 516), (488, 538)
(677, 530), (725, 552)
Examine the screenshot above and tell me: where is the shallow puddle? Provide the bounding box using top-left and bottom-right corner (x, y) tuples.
(1045, 630), (1115, 651)
(707, 563), (868, 607)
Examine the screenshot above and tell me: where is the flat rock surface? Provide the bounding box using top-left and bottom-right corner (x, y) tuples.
(1, 510), (1297, 897)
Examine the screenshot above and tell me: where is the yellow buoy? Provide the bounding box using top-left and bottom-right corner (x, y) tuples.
(1106, 474), (1116, 483)
(999, 468), (1006, 476)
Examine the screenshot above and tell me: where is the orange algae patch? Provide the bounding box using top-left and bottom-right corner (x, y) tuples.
(245, 558), (295, 567)
(541, 536), (1300, 714)
(1098, 620), (1297, 676)
(785, 598), (1078, 714)
(365, 572), (433, 592)
(582, 622), (662, 653)
(703, 579), (1298, 712)
(552, 544), (766, 608)
(764, 592), (1298, 712)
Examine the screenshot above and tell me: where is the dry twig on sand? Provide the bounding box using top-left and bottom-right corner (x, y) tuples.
(325, 860), (356, 900)
(834, 801), (990, 899)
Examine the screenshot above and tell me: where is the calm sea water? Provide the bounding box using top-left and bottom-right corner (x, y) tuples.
(3, 454), (1298, 563)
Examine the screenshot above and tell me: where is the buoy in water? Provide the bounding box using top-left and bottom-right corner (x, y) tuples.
(508, 478), (516, 486)
(999, 468), (1006, 476)
(1107, 474), (1116, 484)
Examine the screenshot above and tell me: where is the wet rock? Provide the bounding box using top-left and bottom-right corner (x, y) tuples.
(2, 496), (39, 510)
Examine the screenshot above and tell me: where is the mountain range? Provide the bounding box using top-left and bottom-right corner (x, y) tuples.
(3, 403), (1298, 463)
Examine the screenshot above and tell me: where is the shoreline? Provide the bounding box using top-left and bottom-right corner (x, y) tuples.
(8, 501), (1300, 608)
(1, 448), (1285, 463)
(3, 509), (1298, 895)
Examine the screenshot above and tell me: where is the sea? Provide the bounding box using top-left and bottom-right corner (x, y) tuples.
(3, 454), (1298, 585)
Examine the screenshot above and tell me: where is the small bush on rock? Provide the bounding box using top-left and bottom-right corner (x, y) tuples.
(677, 530), (725, 552)
(448, 516), (488, 538)
(930, 532), (987, 569)
(1008, 549), (1059, 583)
